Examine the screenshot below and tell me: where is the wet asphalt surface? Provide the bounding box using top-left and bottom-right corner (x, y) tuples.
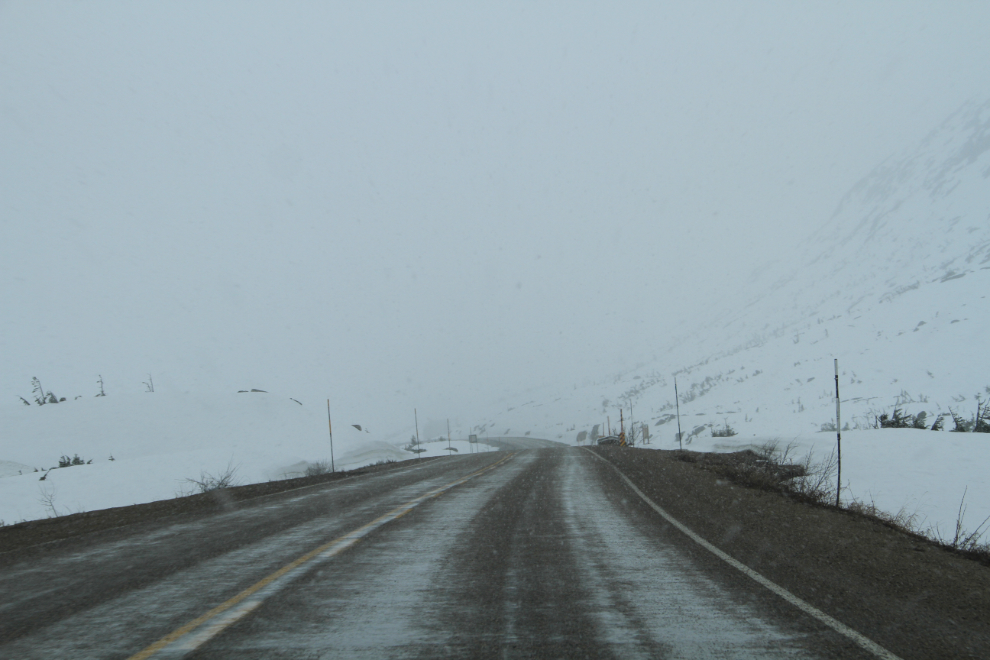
(0, 441), (883, 659)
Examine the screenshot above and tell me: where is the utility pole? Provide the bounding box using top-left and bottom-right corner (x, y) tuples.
(326, 400), (335, 473)
(675, 377), (683, 451)
(834, 359), (842, 507)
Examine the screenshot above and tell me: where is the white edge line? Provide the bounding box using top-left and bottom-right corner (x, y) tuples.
(583, 448), (903, 660)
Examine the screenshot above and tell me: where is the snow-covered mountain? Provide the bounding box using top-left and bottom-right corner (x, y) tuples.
(493, 98), (990, 441)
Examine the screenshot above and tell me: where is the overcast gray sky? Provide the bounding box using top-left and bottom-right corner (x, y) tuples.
(2, 1), (989, 432)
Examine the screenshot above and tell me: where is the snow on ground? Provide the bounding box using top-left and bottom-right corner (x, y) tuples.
(0, 392), (431, 524)
(681, 431), (990, 543)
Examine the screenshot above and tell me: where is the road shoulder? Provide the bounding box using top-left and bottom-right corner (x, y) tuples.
(588, 446), (990, 660)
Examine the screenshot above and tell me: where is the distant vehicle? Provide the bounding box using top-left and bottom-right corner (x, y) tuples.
(596, 435), (622, 446)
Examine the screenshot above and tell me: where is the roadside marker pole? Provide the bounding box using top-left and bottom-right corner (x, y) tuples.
(326, 400), (335, 474)
(415, 408), (421, 462)
(834, 359), (842, 508)
(675, 377), (683, 451)
(447, 419), (452, 453)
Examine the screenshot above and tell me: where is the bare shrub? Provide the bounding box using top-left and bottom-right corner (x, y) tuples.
(928, 487), (990, 553)
(790, 448), (838, 504)
(846, 495), (921, 533)
(878, 408), (913, 428)
(704, 440), (838, 505)
(304, 459), (334, 476)
(185, 462), (238, 493)
(38, 483), (60, 517)
(711, 420), (737, 437)
(695, 440), (806, 493)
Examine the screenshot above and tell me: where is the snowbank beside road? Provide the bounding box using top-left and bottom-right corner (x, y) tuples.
(0, 392), (421, 524)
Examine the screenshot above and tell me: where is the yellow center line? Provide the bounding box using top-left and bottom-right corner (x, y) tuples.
(128, 453), (515, 660)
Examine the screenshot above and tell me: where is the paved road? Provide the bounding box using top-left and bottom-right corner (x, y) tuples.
(0, 441), (879, 658)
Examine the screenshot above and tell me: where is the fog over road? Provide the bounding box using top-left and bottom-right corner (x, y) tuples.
(0, 440), (884, 659)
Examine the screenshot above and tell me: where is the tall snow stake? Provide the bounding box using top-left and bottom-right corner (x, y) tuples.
(415, 408), (421, 461)
(327, 399), (335, 473)
(834, 359), (842, 507)
(675, 376), (683, 451)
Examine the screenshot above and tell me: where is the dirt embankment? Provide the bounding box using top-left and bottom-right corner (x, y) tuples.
(592, 446), (990, 660)
(0, 456), (436, 557)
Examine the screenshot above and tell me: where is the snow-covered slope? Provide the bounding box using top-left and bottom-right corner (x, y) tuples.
(478, 100), (990, 536)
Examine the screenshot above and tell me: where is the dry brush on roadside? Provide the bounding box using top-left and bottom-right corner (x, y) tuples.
(680, 440), (990, 565)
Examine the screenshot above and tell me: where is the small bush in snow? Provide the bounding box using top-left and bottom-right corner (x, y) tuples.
(975, 396), (990, 433)
(927, 487), (990, 557)
(404, 435), (426, 453)
(57, 454), (91, 468)
(185, 463), (238, 493)
(846, 497), (921, 534)
(949, 409), (972, 432)
(693, 440), (835, 504)
(29, 377), (63, 405)
(711, 421), (737, 437)
(878, 408), (913, 428)
(819, 420), (850, 432)
(305, 459), (334, 476)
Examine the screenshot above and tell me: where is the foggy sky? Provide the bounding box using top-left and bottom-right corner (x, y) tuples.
(2, 1), (989, 433)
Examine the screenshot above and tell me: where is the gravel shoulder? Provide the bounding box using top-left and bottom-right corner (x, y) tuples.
(590, 446), (990, 660)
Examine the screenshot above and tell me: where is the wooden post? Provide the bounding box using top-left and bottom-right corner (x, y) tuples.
(327, 399), (335, 473)
(675, 377), (683, 451)
(834, 359), (842, 507)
